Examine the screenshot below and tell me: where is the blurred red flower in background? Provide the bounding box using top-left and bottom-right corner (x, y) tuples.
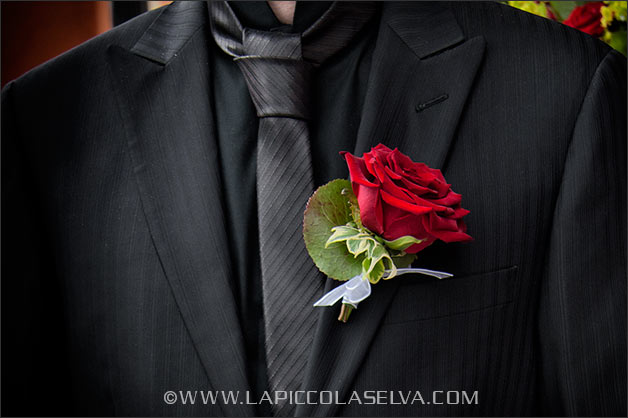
(563, 2), (605, 37)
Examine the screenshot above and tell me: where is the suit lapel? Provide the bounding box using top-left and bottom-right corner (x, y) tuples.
(355, 2), (486, 168)
(298, 3), (485, 416)
(107, 3), (254, 415)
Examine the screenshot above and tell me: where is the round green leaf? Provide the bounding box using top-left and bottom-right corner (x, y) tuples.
(303, 179), (364, 281)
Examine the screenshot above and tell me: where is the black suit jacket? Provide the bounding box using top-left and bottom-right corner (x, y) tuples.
(2, 2), (626, 416)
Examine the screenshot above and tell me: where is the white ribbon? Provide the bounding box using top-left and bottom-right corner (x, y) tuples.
(313, 268), (453, 309)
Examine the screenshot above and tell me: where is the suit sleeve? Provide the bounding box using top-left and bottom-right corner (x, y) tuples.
(537, 50), (627, 417)
(1, 82), (72, 416)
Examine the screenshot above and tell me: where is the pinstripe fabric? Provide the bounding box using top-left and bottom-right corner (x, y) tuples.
(219, 24), (318, 418)
(2, 2), (625, 416)
(243, 32), (319, 417)
(209, 3), (375, 415)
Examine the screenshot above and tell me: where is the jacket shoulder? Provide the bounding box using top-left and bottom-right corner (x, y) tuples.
(443, 0), (622, 114)
(449, 1), (613, 68)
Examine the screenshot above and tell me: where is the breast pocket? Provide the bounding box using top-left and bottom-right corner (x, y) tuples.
(382, 266), (519, 325)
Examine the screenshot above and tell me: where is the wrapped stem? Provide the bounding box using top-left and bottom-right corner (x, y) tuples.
(338, 303), (354, 322)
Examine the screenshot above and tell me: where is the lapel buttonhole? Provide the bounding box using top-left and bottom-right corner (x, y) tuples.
(415, 93), (449, 112)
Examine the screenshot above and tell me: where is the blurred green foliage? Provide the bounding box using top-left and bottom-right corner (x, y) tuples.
(506, 1), (627, 56)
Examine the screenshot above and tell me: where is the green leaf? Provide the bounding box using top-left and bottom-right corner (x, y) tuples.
(383, 235), (425, 251)
(304, 179), (426, 284)
(391, 253), (417, 269)
(549, 1), (577, 21)
(608, 28), (627, 56)
(507, 1), (550, 18)
(360, 257), (382, 283)
(360, 242), (397, 283)
(325, 225), (361, 248)
(346, 236), (373, 258)
(303, 179), (363, 281)
(368, 242), (386, 262)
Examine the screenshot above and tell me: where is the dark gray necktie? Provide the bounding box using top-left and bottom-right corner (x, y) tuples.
(209, 3), (376, 415)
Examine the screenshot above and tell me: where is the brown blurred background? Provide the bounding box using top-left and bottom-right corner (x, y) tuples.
(1, 1), (171, 88)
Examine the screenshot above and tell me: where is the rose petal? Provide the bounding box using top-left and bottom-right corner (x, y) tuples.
(364, 155), (378, 178)
(407, 193), (450, 213)
(428, 212), (459, 231)
(382, 210), (429, 240)
(423, 213), (472, 243)
(372, 144), (394, 154)
(372, 159), (389, 183)
(380, 174), (418, 202)
(390, 149), (416, 172)
(356, 186), (384, 235)
(399, 177), (436, 196)
(342, 152), (378, 187)
(432, 229), (472, 243)
(405, 238), (435, 253)
(381, 190), (433, 215)
(384, 166), (403, 180)
(451, 206), (470, 219)
(430, 191), (462, 207)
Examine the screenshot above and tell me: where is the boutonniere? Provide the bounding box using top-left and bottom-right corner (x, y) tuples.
(303, 144), (472, 322)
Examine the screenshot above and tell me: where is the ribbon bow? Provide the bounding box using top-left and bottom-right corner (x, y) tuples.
(313, 268), (453, 309)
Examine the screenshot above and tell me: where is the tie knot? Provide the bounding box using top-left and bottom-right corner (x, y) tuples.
(236, 29), (313, 119)
(243, 28), (302, 59)
(210, 2), (378, 119)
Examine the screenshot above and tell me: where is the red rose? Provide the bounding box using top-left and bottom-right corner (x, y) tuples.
(342, 144), (471, 254)
(563, 2), (604, 37)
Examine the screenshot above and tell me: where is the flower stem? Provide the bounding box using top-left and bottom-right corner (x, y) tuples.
(338, 303), (354, 322)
